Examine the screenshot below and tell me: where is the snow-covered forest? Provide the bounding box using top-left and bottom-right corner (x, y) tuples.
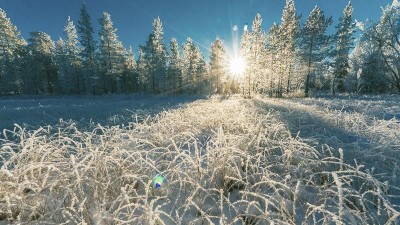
(1, 1), (400, 97)
(1, 0), (400, 224)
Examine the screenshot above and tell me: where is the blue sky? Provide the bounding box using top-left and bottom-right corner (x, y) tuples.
(0, 0), (394, 59)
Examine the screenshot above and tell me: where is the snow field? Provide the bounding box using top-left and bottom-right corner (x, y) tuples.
(0, 95), (399, 224)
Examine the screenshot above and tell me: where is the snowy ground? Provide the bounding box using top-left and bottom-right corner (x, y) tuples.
(0, 94), (399, 224)
(0, 94), (201, 132)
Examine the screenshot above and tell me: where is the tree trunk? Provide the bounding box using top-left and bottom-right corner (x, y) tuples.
(286, 63), (292, 94)
(305, 40), (313, 97)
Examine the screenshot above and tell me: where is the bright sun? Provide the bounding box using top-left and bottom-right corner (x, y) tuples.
(229, 57), (246, 76)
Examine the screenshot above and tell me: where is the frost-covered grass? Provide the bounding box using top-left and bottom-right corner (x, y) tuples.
(0, 94), (399, 224)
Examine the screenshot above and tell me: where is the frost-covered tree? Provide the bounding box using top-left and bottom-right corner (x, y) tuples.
(121, 46), (137, 93)
(351, 21), (389, 93)
(142, 17), (168, 94)
(182, 37), (207, 94)
(209, 37), (227, 94)
(332, 1), (355, 95)
(137, 47), (149, 93)
(266, 23), (281, 97)
(368, 0), (400, 92)
(98, 12), (125, 93)
(360, 49), (388, 93)
(14, 38), (28, 94)
(168, 38), (183, 94)
(241, 14), (267, 97)
(56, 37), (69, 93)
(192, 45), (208, 94)
(0, 8), (24, 94)
(26, 32), (58, 94)
(239, 26), (250, 96)
(298, 6), (332, 97)
(182, 38), (195, 93)
(77, 2), (97, 93)
(279, 0), (300, 95)
(63, 16), (83, 94)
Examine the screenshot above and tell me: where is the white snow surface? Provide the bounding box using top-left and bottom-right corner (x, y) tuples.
(0, 94), (399, 224)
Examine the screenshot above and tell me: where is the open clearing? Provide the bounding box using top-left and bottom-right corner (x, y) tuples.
(0, 95), (399, 224)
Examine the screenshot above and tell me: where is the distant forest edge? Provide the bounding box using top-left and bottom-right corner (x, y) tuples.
(1, 1), (400, 97)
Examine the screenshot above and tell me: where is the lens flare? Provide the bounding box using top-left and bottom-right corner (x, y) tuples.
(233, 25), (238, 31)
(152, 174), (166, 189)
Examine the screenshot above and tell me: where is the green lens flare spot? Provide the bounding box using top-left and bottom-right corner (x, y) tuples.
(152, 174), (166, 189)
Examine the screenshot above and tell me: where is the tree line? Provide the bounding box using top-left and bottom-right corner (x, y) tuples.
(239, 0), (400, 97)
(0, 1), (399, 97)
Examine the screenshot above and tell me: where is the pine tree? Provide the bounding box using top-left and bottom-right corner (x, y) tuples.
(266, 23), (280, 97)
(14, 38), (28, 94)
(181, 38), (194, 93)
(182, 37), (207, 94)
(192, 44), (208, 94)
(142, 17), (168, 94)
(0, 8), (24, 94)
(27, 32), (58, 94)
(209, 37), (227, 94)
(168, 38), (182, 94)
(239, 25), (250, 96)
(298, 6), (332, 97)
(122, 46), (137, 93)
(279, 0), (300, 95)
(77, 2), (97, 94)
(241, 14), (267, 97)
(64, 16), (83, 94)
(56, 37), (69, 93)
(137, 47), (149, 93)
(332, 1), (355, 95)
(98, 12), (125, 93)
